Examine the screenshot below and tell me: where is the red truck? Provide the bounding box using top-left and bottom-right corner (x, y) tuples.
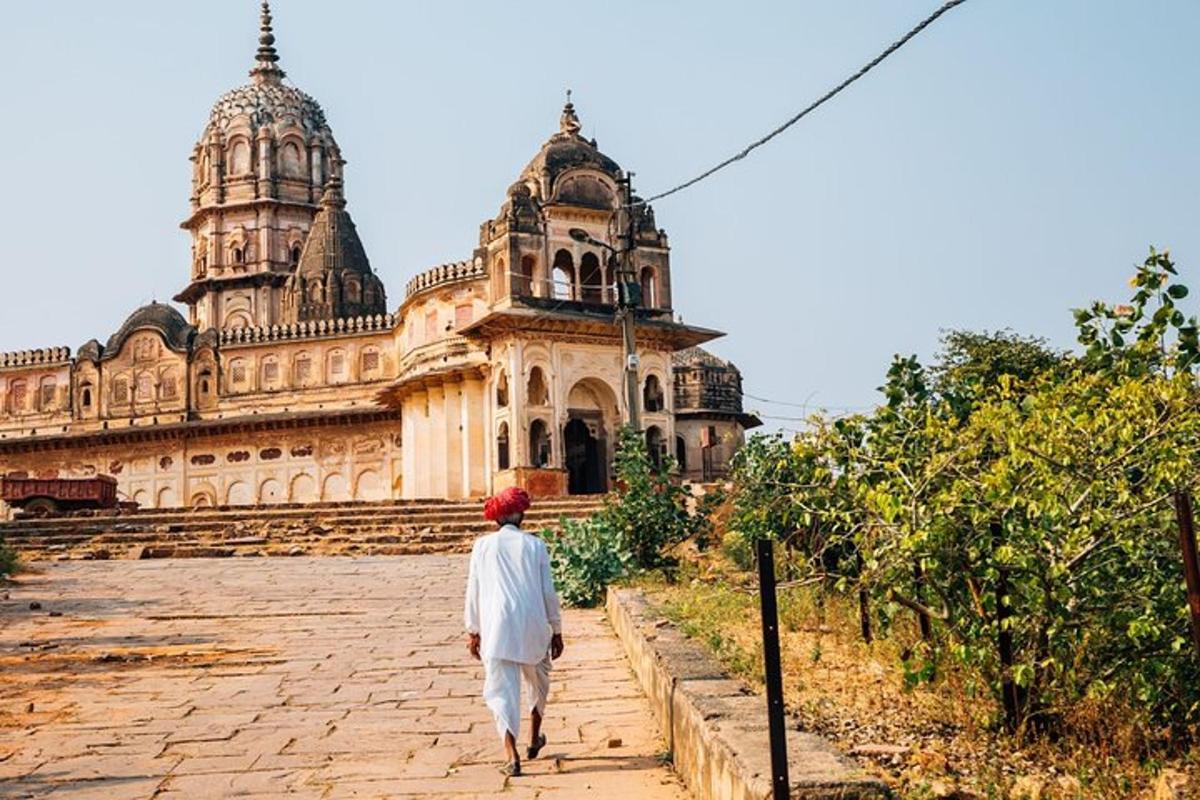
(0, 474), (122, 517)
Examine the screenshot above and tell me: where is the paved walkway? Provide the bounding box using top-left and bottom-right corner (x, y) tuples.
(0, 557), (688, 799)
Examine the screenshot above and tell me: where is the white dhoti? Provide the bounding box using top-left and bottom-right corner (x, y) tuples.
(482, 653), (552, 742)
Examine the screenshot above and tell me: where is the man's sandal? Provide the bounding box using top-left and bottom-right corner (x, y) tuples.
(499, 760), (522, 777)
(526, 733), (547, 760)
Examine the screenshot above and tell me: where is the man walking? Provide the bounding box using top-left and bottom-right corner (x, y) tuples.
(464, 487), (564, 777)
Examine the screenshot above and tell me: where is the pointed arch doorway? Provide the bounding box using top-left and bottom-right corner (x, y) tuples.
(564, 378), (619, 495)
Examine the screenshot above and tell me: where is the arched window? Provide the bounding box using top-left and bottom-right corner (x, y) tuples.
(530, 420), (550, 468)
(640, 267), (657, 308)
(294, 354), (312, 385)
(328, 351), (346, 379)
(675, 435), (688, 471)
(290, 245), (302, 266)
(497, 422), (510, 470)
(517, 255), (536, 296)
(39, 377), (57, 411)
(643, 374), (665, 413)
(80, 384), (93, 410)
(496, 370), (509, 407)
(552, 250), (574, 301)
(230, 140), (251, 175)
(580, 252), (603, 303)
(344, 277), (361, 304)
(527, 366), (549, 406)
(135, 373), (153, 402)
(229, 359), (248, 388)
(646, 426), (665, 469)
(233, 247), (244, 265)
(8, 380), (27, 413)
(281, 141), (304, 177)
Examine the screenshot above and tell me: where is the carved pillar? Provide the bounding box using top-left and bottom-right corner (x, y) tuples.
(257, 128), (274, 199)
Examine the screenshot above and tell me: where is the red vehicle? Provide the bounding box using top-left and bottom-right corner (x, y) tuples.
(1, 474), (121, 517)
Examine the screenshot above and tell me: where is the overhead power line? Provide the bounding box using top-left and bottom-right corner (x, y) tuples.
(638, 0), (971, 206)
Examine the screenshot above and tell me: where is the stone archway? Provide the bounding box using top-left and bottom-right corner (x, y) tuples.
(564, 377), (619, 495)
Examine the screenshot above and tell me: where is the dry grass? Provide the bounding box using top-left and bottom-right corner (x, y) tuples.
(638, 547), (1200, 799)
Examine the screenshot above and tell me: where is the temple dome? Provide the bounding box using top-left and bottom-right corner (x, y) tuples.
(519, 101), (622, 205)
(205, 82), (328, 136)
(104, 303), (195, 358)
(199, 2), (332, 139)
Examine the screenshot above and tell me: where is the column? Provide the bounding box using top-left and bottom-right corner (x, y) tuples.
(427, 382), (448, 499)
(444, 377), (464, 498)
(400, 392), (415, 499)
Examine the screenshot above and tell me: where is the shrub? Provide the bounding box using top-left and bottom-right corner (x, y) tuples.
(542, 516), (630, 608)
(0, 539), (18, 577)
(599, 426), (699, 569)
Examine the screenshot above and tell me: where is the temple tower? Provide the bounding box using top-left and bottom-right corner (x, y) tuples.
(175, 2), (348, 330)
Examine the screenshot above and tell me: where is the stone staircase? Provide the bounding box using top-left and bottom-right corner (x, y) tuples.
(0, 496), (606, 561)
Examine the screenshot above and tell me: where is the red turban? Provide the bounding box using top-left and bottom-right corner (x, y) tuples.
(484, 487), (532, 522)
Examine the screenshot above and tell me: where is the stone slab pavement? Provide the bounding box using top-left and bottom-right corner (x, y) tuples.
(0, 556), (689, 799)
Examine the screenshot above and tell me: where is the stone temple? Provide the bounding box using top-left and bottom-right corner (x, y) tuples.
(0, 3), (759, 513)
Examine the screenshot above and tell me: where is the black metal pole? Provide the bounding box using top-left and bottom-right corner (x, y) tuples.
(1173, 491), (1200, 660)
(756, 538), (789, 799)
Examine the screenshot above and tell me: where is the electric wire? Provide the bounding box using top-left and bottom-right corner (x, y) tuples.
(635, 0), (971, 207)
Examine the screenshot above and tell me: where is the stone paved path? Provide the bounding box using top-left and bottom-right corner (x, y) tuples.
(0, 557), (688, 799)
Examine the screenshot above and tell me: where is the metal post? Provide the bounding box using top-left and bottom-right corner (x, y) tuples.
(618, 174), (641, 431)
(756, 538), (789, 799)
(1173, 490), (1200, 659)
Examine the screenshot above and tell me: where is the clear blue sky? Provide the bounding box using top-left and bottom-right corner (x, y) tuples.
(1, 1), (1196, 429)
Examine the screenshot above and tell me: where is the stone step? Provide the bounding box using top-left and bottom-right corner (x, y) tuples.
(0, 500), (605, 532)
(0, 513), (596, 544)
(3, 495), (600, 560)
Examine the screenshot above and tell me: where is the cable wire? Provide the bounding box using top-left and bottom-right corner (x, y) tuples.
(637, 0), (970, 206)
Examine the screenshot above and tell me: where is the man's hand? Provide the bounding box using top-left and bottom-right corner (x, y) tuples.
(550, 633), (564, 660)
(467, 633), (481, 661)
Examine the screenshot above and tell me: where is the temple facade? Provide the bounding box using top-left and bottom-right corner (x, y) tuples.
(0, 3), (758, 514)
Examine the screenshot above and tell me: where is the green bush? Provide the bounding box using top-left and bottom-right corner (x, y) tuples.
(599, 426), (699, 569)
(0, 539), (18, 577)
(542, 517), (630, 608)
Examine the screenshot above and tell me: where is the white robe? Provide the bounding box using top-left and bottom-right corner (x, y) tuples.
(464, 524), (563, 741)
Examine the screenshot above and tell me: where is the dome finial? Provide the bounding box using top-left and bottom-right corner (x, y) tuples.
(560, 91), (581, 137)
(250, 1), (286, 84)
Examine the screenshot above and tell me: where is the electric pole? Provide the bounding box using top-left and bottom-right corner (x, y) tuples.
(617, 173), (641, 432)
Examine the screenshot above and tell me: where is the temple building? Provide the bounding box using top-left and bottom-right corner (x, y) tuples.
(0, 3), (758, 513)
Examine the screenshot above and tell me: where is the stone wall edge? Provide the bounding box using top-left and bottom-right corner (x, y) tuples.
(606, 586), (892, 800)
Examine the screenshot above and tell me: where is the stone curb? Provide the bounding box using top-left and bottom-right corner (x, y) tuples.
(607, 586), (892, 800)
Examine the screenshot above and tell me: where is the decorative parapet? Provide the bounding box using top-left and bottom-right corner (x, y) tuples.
(0, 347), (72, 370)
(217, 313), (398, 347)
(404, 259), (486, 300)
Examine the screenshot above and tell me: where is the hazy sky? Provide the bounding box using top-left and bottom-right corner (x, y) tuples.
(0, 1), (1196, 430)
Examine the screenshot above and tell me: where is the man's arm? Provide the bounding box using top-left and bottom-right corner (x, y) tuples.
(464, 545), (481, 660)
(540, 543), (564, 659)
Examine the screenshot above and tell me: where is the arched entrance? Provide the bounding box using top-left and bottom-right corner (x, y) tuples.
(565, 419), (604, 494)
(564, 378), (619, 495)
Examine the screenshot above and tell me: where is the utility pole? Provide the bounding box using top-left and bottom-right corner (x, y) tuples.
(568, 175), (642, 431)
(617, 173), (641, 431)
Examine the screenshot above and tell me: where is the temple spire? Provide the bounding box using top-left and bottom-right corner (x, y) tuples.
(250, 1), (286, 84)
(559, 93), (581, 137)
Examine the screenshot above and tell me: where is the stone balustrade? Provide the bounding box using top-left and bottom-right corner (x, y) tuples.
(404, 260), (486, 300)
(217, 313), (398, 346)
(0, 347), (72, 370)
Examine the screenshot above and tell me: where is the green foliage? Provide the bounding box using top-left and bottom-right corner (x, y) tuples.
(0, 539), (16, 577)
(542, 426), (699, 606)
(721, 249), (1200, 738)
(597, 426), (698, 569)
(541, 516), (630, 608)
